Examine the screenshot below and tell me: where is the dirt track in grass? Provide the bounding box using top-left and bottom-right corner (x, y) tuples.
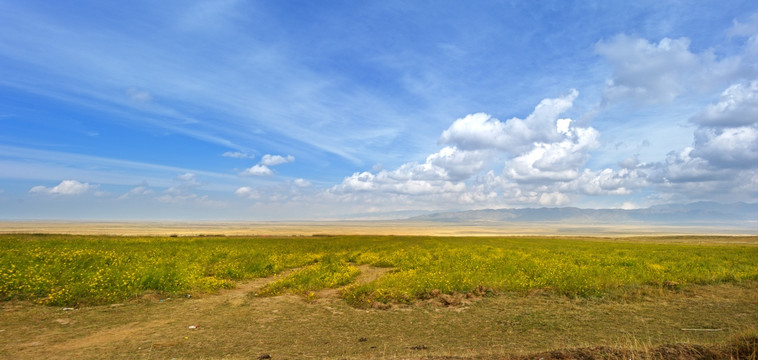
(1, 266), (756, 359)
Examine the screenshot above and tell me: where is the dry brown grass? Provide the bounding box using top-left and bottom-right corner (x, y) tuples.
(1, 271), (756, 359)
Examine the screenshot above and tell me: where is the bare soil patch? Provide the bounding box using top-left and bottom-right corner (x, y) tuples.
(317, 264), (393, 300)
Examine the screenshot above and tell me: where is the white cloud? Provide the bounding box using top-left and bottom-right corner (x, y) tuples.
(538, 192), (570, 206)
(690, 81), (758, 127)
(260, 154), (295, 166)
(693, 126), (758, 167)
(175, 172), (201, 188)
(29, 180), (94, 195)
(331, 91), (610, 207)
(293, 178), (311, 187)
(222, 151), (255, 159)
(333, 170), (466, 196)
(637, 79), (758, 192)
(238, 154), (294, 177)
(118, 185), (154, 200)
(596, 35), (750, 104)
(235, 186), (259, 199)
(332, 145), (495, 199)
(618, 155), (642, 170)
(583, 78), (755, 204)
(618, 202), (640, 210)
(439, 89), (578, 154)
(241, 164), (273, 176)
(660, 147), (728, 183)
(505, 121), (600, 182)
(425, 147), (491, 181)
(325, 87), (708, 209)
(561, 168), (646, 196)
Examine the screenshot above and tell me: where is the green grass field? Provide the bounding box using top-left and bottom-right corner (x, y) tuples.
(2, 234), (756, 307)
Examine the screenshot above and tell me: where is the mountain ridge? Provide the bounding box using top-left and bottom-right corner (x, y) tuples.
(408, 202), (758, 227)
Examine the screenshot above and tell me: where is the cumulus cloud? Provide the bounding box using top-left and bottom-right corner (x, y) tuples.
(332, 145), (494, 199)
(690, 81), (758, 127)
(631, 79), (758, 202)
(693, 126), (758, 167)
(688, 80), (758, 169)
(596, 35), (750, 104)
(238, 154), (295, 177)
(235, 186), (258, 199)
(241, 164), (273, 176)
(253, 76), (757, 210)
(425, 147), (492, 181)
(293, 178), (311, 187)
(618, 155), (642, 170)
(439, 89), (578, 154)
(588, 29), (758, 202)
(650, 147), (726, 183)
(560, 168), (647, 196)
(505, 122), (600, 182)
(29, 180), (94, 195)
(331, 90), (613, 207)
(222, 151), (255, 159)
(334, 170), (466, 196)
(260, 154), (295, 166)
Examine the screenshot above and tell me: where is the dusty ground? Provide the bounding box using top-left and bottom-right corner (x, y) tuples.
(1, 265), (756, 359)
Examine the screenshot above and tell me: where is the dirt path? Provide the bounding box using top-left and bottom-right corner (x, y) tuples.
(201, 267), (302, 306)
(39, 269), (295, 354)
(1, 265), (392, 359)
(1, 278), (756, 359)
(317, 264), (393, 299)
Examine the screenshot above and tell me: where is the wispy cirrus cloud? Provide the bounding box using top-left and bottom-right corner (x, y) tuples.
(0, 1), (430, 167)
(2, 3), (758, 220)
(118, 184), (154, 200)
(222, 151), (255, 159)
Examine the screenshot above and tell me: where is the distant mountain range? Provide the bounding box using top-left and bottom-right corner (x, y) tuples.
(409, 202), (758, 227)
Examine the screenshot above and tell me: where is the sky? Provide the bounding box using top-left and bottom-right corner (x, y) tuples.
(1, 1), (757, 220)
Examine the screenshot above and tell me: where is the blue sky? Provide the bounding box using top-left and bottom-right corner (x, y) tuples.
(1, 1), (757, 220)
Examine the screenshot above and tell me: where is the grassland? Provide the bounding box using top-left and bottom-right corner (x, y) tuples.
(1, 234), (757, 359)
(2, 234), (757, 306)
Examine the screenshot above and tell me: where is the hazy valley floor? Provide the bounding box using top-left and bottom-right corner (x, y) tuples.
(1, 220), (756, 237)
